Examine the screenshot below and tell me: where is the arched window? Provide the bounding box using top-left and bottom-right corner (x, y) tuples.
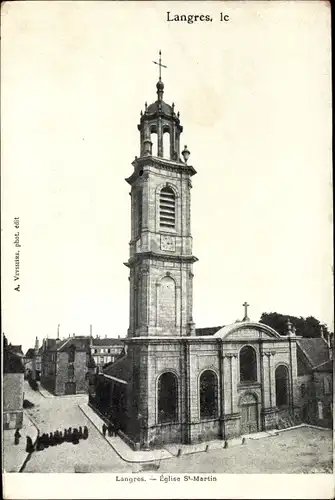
(151, 132), (158, 156)
(160, 187), (175, 229)
(163, 129), (171, 159)
(158, 372), (178, 423)
(239, 346), (257, 382)
(200, 370), (218, 419)
(275, 365), (289, 407)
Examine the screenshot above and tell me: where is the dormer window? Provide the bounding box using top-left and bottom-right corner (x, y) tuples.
(160, 187), (175, 229)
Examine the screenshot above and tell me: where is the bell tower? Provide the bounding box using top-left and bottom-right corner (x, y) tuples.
(125, 52), (197, 338)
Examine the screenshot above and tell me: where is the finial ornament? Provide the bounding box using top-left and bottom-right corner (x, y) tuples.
(242, 301), (250, 322)
(287, 317), (292, 332)
(182, 145), (190, 163)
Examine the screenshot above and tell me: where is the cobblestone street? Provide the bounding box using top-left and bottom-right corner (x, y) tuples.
(22, 382), (133, 473)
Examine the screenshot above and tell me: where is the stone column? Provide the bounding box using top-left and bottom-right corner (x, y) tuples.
(155, 282), (160, 327)
(157, 117), (163, 157)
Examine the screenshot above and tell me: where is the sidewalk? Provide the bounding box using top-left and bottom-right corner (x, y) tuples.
(3, 412), (39, 472)
(39, 385), (88, 400)
(79, 403), (173, 463)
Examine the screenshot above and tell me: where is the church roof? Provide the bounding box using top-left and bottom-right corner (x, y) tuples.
(213, 321), (281, 339)
(103, 355), (131, 383)
(196, 326), (223, 336)
(313, 358), (333, 373)
(146, 100), (173, 116)
(297, 338), (330, 369)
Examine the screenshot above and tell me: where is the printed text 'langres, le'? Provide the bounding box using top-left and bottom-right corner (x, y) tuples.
(166, 12), (230, 23)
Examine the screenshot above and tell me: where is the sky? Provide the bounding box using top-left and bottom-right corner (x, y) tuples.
(1, 1), (333, 354)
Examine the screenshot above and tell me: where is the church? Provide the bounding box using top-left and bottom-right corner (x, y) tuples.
(90, 53), (329, 450)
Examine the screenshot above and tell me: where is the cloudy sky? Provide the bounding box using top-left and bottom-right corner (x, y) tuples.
(2, 1), (332, 353)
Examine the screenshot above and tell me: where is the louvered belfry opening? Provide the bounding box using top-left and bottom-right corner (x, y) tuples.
(160, 187), (175, 229)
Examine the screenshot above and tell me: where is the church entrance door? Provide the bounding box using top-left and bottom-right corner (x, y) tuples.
(65, 382), (76, 395)
(240, 393), (258, 435)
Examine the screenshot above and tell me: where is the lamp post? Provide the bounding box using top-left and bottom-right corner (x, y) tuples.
(182, 145), (190, 163)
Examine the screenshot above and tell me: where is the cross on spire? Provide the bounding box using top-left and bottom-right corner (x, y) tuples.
(242, 302), (250, 321)
(153, 50), (167, 81)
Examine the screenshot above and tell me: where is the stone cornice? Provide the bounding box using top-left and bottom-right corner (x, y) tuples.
(125, 157), (196, 185)
(124, 252), (198, 268)
(124, 336), (221, 345)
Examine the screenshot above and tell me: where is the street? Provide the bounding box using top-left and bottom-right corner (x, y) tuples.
(20, 382), (332, 474)
(23, 382), (133, 473)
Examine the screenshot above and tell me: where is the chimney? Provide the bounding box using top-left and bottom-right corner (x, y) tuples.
(320, 325), (325, 341)
(57, 324), (60, 340)
(90, 324), (93, 337)
(118, 335), (120, 339)
(327, 331), (333, 360)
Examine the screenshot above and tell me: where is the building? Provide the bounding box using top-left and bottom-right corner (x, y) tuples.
(297, 334), (333, 428)
(40, 336), (92, 395)
(91, 62), (310, 449)
(24, 337), (42, 380)
(89, 336), (124, 370)
(3, 336), (25, 430)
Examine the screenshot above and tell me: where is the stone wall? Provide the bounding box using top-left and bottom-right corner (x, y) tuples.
(3, 373), (24, 430)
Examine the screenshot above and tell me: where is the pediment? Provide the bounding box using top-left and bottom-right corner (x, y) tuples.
(214, 322), (281, 341)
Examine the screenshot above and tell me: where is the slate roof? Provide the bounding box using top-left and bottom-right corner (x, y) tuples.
(195, 326), (223, 336)
(91, 337), (124, 346)
(57, 337), (90, 352)
(103, 355), (131, 383)
(297, 338), (330, 368)
(313, 359), (333, 373)
(43, 336), (90, 352)
(10, 345), (24, 356)
(4, 348), (25, 374)
(25, 348), (35, 358)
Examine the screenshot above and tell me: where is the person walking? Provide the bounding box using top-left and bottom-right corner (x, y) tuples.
(14, 429), (21, 445)
(26, 436), (34, 453)
(78, 426), (83, 439)
(83, 425), (88, 440)
(114, 420), (120, 437)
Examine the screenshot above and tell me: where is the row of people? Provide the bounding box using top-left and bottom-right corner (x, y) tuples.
(14, 426), (90, 452)
(35, 426), (89, 450)
(102, 421), (119, 438)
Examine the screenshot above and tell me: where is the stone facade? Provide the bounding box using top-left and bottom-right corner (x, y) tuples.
(41, 336), (90, 395)
(122, 323), (300, 449)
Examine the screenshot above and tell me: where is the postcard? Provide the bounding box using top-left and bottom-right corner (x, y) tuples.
(1, 1), (333, 499)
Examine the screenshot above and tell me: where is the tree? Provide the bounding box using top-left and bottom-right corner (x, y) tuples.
(259, 312), (332, 339)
